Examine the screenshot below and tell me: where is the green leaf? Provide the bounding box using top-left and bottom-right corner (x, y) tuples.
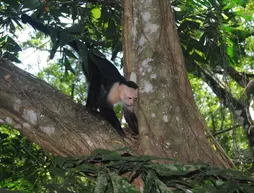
(92, 7), (101, 20)
(239, 184), (254, 193)
(1, 0), (20, 7)
(147, 163), (203, 177)
(205, 168), (254, 182)
(3, 52), (21, 63)
(22, 0), (41, 9)
(235, 9), (253, 21)
(64, 57), (75, 74)
(94, 172), (108, 193)
(226, 46), (234, 58)
(90, 148), (122, 161)
(49, 44), (59, 59)
(217, 180), (238, 193)
(64, 48), (77, 59)
(54, 156), (69, 166)
(144, 170), (155, 193)
(49, 167), (66, 177)
(109, 172), (139, 193)
(71, 4), (78, 21)
(6, 36), (22, 52)
(74, 163), (99, 173)
(155, 178), (173, 193)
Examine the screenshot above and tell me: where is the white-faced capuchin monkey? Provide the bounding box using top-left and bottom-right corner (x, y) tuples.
(85, 52), (139, 137)
(21, 13), (139, 137)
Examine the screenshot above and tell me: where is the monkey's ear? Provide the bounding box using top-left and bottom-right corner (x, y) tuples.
(126, 81), (138, 89)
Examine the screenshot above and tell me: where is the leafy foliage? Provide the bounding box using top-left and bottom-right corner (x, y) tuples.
(43, 149), (254, 192)
(0, 125), (52, 192)
(3, 137), (252, 193)
(1, 125), (254, 192)
(0, 0), (122, 63)
(174, 0), (253, 70)
(175, 0), (254, 170)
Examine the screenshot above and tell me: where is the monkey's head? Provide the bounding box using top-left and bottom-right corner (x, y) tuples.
(120, 81), (138, 107)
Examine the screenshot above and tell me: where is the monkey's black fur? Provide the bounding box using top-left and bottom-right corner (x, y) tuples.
(21, 14), (139, 136)
(87, 53), (139, 136)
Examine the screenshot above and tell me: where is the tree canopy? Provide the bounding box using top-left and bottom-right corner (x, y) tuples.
(0, 0), (254, 192)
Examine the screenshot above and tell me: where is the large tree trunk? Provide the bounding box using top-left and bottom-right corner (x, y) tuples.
(124, 0), (232, 167)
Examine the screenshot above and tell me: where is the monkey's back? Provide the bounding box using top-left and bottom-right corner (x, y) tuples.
(88, 52), (127, 90)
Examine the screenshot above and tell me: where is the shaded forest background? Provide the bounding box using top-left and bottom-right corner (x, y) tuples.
(0, 0), (254, 192)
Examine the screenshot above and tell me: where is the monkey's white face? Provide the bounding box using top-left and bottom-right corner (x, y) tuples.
(120, 85), (138, 107)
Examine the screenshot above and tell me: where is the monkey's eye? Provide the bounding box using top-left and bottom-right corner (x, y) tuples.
(128, 97), (133, 100)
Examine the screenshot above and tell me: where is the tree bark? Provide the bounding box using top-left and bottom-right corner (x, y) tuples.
(0, 57), (133, 157)
(126, 0), (232, 167)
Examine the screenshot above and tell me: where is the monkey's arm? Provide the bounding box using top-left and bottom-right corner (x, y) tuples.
(123, 106), (139, 135)
(98, 95), (125, 137)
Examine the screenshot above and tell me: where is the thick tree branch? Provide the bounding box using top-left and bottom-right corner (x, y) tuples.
(213, 66), (254, 87)
(0, 57), (133, 157)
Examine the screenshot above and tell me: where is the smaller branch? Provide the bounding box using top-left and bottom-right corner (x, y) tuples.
(212, 125), (240, 137)
(213, 66), (254, 87)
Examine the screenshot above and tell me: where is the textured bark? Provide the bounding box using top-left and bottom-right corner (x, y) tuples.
(126, 0), (232, 167)
(0, 57), (133, 156)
